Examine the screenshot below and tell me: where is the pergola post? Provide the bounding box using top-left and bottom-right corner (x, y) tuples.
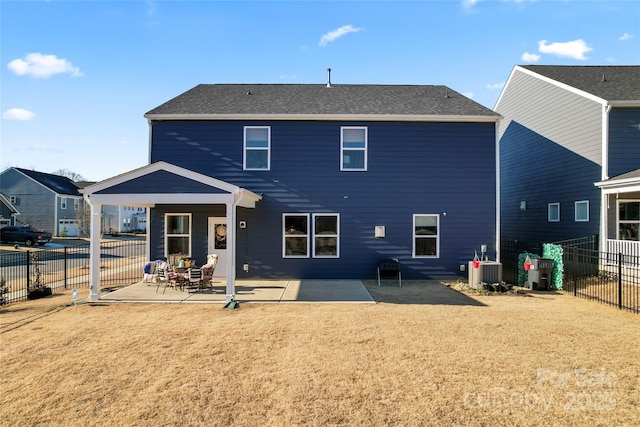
(225, 201), (236, 301)
(89, 202), (102, 302)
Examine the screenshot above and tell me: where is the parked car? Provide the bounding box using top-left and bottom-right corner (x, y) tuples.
(0, 226), (52, 246)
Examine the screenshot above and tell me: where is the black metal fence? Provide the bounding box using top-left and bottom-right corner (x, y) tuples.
(0, 240), (145, 305)
(501, 236), (639, 314)
(563, 247), (639, 314)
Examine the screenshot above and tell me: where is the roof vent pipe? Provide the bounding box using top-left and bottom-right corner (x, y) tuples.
(602, 74), (606, 82)
(326, 68), (332, 88)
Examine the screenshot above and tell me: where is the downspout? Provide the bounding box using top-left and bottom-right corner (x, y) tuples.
(600, 103), (612, 252)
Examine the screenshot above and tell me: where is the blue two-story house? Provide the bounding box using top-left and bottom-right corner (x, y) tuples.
(82, 81), (500, 301)
(495, 65), (640, 255)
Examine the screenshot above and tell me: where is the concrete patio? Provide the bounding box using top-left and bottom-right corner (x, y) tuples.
(99, 278), (376, 304)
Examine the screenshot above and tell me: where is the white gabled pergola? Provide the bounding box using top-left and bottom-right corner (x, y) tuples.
(81, 162), (261, 302)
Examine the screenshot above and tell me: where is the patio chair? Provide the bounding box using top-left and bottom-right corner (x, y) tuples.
(377, 258), (402, 287)
(202, 254), (218, 288)
(156, 267), (169, 293)
(186, 268), (203, 293)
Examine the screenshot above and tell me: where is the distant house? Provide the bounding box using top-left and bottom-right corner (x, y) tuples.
(101, 205), (147, 234)
(0, 167), (88, 236)
(82, 81), (500, 301)
(0, 194), (20, 228)
(495, 65), (640, 254)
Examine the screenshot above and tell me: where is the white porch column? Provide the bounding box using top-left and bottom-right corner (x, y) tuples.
(89, 202), (102, 302)
(225, 201), (237, 300)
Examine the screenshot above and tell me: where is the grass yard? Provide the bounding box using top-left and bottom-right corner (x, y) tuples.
(1, 281), (638, 426)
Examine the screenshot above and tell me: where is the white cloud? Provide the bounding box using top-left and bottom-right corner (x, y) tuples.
(619, 33), (634, 41)
(486, 82), (505, 90)
(7, 53), (82, 78)
(521, 52), (541, 63)
(462, 92), (474, 99)
(3, 108), (36, 121)
(319, 25), (363, 47)
(537, 39), (592, 60)
(462, 0), (479, 8)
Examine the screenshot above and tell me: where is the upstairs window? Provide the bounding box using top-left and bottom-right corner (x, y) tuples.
(165, 213), (191, 256)
(74, 199), (80, 211)
(341, 127), (367, 171)
(619, 201), (639, 241)
(413, 214), (439, 258)
(244, 126), (270, 170)
(575, 200), (589, 222)
(548, 203), (560, 222)
(60, 197), (67, 209)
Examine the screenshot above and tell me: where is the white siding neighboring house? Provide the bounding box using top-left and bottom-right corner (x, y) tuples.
(101, 205), (147, 234)
(495, 65), (640, 257)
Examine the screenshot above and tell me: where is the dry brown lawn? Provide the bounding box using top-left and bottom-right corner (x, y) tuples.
(1, 281), (638, 426)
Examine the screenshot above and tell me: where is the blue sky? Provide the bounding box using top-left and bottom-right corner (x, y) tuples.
(2, 0), (639, 181)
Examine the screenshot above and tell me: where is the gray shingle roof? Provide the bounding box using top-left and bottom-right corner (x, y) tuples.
(521, 65), (640, 101)
(145, 84), (499, 119)
(16, 168), (82, 196)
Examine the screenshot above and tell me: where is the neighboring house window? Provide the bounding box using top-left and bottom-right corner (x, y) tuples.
(575, 201), (589, 222)
(413, 214), (439, 258)
(244, 126), (270, 170)
(60, 197), (67, 209)
(548, 203), (560, 222)
(313, 214), (340, 258)
(619, 201), (639, 241)
(74, 199), (80, 210)
(341, 126), (367, 171)
(10, 196), (16, 204)
(283, 214), (309, 258)
(165, 213), (191, 256)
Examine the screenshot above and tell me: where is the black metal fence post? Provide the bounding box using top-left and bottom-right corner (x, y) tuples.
(618, 252), (623, 310)
(25, 250), (31, 292)
(573, 247), (577, 296)
(64, 247), (68, 289)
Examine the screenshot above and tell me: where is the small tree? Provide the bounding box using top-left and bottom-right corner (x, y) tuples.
(51, 168), (86, 182)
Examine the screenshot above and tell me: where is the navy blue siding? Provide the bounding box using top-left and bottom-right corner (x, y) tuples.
(150, 204), (226, 262)
(149, 120), (496, 279)
(608, 108), (640, 177)
(98, 170), (228, 194)
(500, 121), (601, 243)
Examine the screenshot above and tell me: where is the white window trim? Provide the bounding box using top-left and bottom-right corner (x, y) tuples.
(283, 213), (310, 258)
(413, 214), (440, 258)
(74, 198), (80, 211)
(244, 126), (271, 171)
(9, 196), (16, 204)
(575, 200), (589, 222)
(164, 213), (192, 257)
(617, 199), (640, 240)
(340, 126), (368, 171)
(312, 213), (340, 258)
(60, 197), (67, 209)
(548, 203), (560, 222)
